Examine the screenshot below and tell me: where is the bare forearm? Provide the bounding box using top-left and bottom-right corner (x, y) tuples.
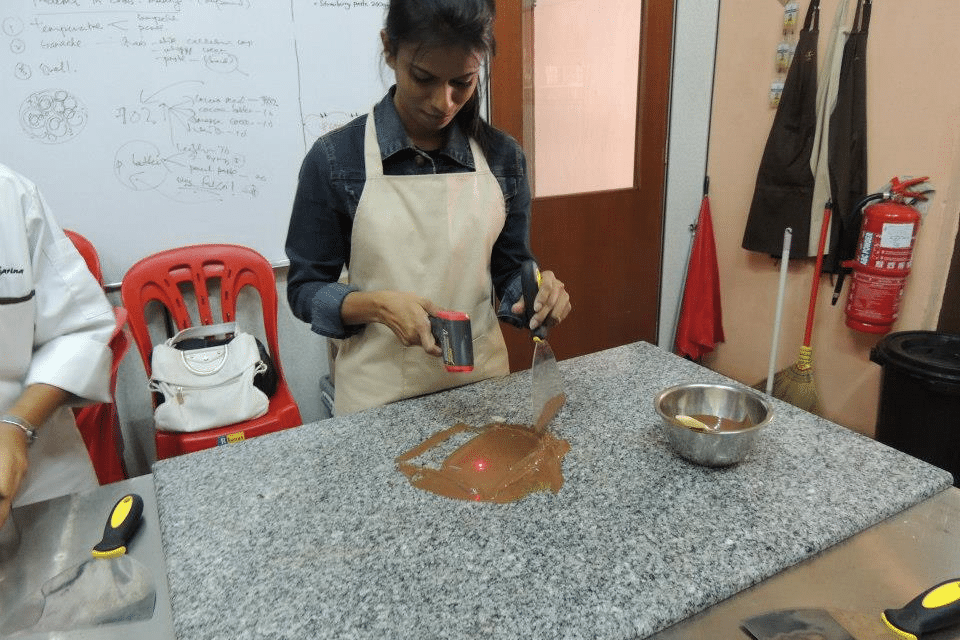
(5, 383), (73, 433)
(340, 290), (389, 326)
(1, 383), (72, 525)
(341, 290), (441, 355)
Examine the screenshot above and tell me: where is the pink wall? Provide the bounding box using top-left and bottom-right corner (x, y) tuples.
(704, 0), (960, 436)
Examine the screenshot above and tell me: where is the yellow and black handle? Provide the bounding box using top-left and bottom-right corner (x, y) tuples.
(91, 493), (144, 559)
(882, 578), (960, 639)
(520, 259), (548, 341)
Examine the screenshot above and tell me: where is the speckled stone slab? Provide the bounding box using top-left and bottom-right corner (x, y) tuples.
(152, 342), (952, 640)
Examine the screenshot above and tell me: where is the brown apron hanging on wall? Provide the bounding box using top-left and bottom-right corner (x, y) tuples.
(824, 0), (870, 273)
(742, 0), (820, 256)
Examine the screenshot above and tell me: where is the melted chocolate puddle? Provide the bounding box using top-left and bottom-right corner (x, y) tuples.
(396, 394), (569, 503)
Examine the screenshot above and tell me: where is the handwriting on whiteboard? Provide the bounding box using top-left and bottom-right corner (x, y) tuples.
(0, 0), (389, 275)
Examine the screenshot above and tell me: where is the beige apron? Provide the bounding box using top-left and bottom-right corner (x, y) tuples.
(333, 112), (510, 415)
(807, 0), (851, 255)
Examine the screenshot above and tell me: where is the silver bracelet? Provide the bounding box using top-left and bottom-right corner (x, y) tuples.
(0, 414), (38, 446)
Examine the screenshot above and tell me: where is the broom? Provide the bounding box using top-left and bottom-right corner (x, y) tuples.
(753, 227), (793, 395)
(769, 202), (832, 415)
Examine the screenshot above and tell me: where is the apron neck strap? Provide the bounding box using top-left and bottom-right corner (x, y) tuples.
(853, 0), (871, 34)
(363, 111), (384, 179)
(363, 110), (491, 177)
(802, 0), (820, 33)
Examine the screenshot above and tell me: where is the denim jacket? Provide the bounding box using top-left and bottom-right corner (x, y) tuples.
(286, 88), (533, 339)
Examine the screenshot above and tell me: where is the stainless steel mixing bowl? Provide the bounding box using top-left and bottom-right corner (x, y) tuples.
(654, 382), (773, 467)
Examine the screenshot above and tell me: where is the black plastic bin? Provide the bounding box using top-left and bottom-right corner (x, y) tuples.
(870, 331), (960, 487)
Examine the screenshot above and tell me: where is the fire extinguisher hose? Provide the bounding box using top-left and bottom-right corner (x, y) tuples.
(831, 191), (885, 305)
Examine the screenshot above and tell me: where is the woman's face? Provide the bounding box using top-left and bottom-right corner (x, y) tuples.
(383, 33), (482, 149)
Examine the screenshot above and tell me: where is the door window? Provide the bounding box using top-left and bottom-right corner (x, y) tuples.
(531, 0), (643, 197)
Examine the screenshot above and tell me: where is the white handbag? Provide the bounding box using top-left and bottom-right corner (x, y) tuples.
(149, 322), (269, 433)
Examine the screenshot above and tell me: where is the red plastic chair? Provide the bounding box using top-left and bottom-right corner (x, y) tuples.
(64, 229), (104, 283)
(64, 229), (130, 484)
(120, 244), (302, 460)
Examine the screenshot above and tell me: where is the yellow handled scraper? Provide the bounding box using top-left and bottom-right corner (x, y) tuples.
(1, 493), (156, 635)
(741, 578), (960, 640)
(521, 260), (566, 432)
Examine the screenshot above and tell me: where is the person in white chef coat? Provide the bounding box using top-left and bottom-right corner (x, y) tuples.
(286, 0), (572, 415)
(0, 163), (115, 528)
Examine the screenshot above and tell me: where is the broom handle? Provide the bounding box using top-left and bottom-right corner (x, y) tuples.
(766, 227), (793, 395)
(803, 203), (833, 347)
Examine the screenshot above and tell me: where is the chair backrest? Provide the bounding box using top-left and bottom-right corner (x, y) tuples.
(120, 244), (283, 380)
(64, 229), (104, 284)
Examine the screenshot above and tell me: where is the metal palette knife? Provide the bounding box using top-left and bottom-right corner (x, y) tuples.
(1, 493), (156, 635)
(742, 578), (960, 640)
(521, 260), (566, 431)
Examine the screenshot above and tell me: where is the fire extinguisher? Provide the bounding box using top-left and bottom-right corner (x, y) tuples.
(841, 176), (932, 334)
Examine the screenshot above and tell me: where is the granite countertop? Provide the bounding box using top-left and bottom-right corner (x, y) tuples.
(152, 341), (953, 639)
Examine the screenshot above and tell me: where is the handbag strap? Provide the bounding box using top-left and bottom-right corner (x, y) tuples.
(168, 322), (237, 347)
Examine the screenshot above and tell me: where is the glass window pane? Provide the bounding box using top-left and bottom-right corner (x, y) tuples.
(532, 0), (643, 197)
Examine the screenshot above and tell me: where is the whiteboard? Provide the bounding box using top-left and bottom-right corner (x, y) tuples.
(0, 0), (391, 282)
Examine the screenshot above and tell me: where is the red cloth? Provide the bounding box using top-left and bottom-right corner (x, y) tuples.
(674, 195), (725, 360)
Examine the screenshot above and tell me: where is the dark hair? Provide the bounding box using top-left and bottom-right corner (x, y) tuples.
(384, 0), (498, 157)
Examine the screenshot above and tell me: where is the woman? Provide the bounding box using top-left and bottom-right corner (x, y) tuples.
(0, 163), (115, 528)
(286, 0), (571, 415)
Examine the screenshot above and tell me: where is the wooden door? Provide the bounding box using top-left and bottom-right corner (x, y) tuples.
(491, 0), (674, 371)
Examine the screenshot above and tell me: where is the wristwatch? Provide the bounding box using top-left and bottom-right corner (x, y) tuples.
(0, 414), (38, 445)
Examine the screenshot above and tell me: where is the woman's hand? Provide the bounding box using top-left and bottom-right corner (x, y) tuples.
(0, 425), (29, 529)
(342, 290), (442, 356)
(0, 384), (71, 528)
(511, 269), (571, 331)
